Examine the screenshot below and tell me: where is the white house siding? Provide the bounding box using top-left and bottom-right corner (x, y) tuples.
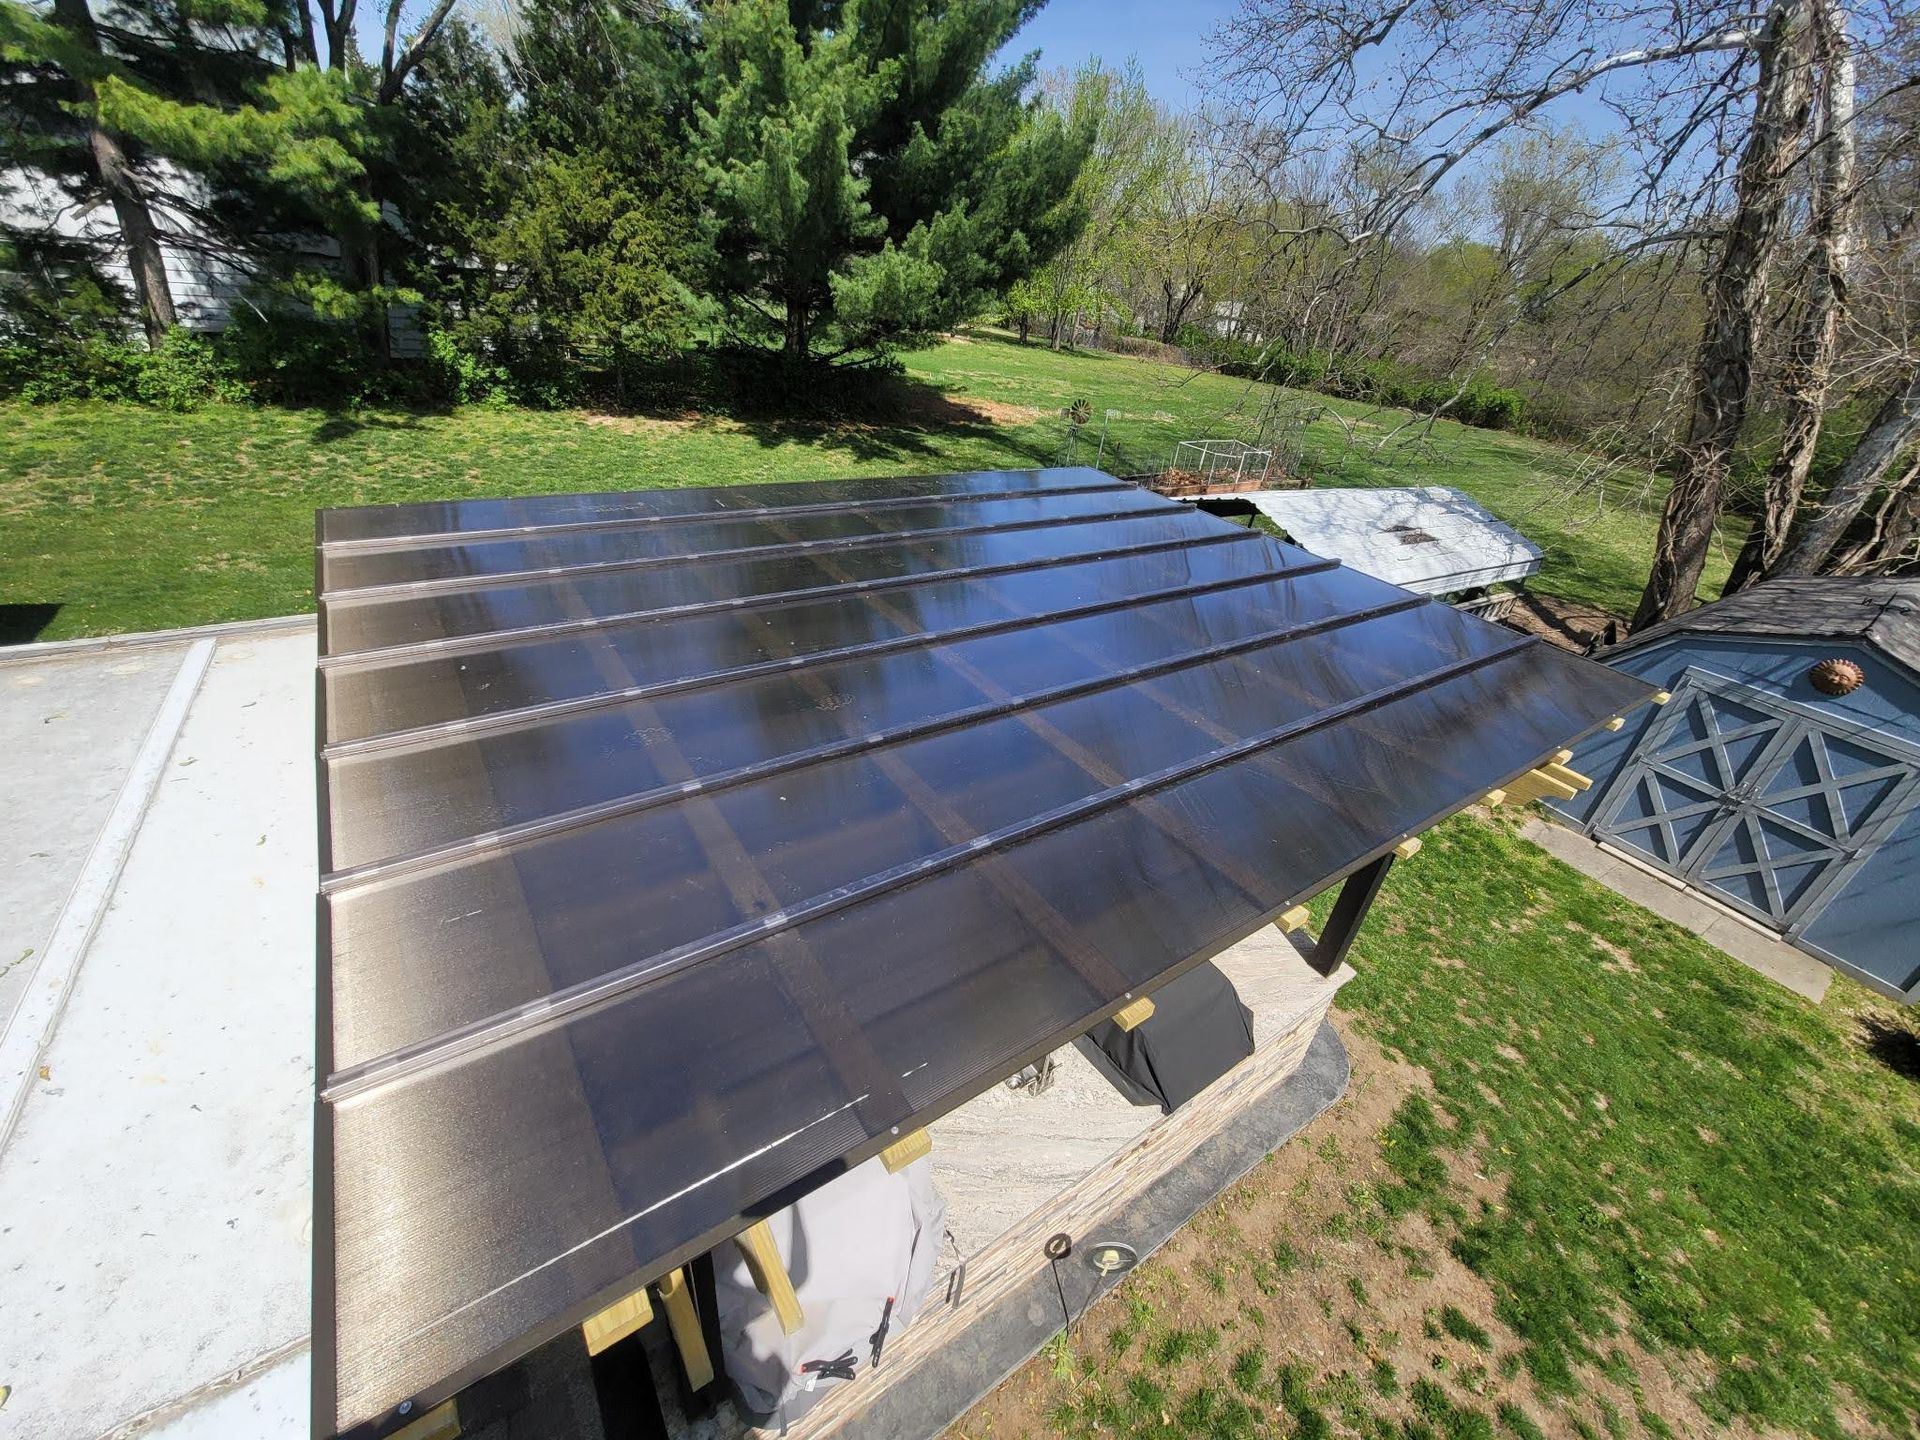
(1, 165), (424, 355)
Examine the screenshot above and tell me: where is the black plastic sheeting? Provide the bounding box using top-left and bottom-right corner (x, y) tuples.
(313, 467), (1653, 1436)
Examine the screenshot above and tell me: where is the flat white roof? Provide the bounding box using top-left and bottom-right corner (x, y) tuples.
(0, 621), (316, 1440)
(1238, 486), (1542, 596)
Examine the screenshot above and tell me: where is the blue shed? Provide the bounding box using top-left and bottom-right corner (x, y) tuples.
(1548, 577), (1920, 1002)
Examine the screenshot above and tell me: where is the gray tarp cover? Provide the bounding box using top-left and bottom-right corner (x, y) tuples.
(714, 1155), (945, 1423)
(311, 467), (1654, 1436)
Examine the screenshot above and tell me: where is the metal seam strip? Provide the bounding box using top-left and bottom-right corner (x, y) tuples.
(320, 497), (1181, 602)
(321, 632), (1535, 1102)
(320, 556), (1341, 757)
(320, 583), (1417, 890)
(318, 478), (1136, 553)
(315, 526), (1265, 668)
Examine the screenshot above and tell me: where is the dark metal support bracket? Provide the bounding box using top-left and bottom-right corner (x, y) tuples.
(1308, 855), (1394, 976)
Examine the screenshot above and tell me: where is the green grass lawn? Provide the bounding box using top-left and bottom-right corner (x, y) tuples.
(971, 812), (1920, 1440)
(0, 331), (1736, 641)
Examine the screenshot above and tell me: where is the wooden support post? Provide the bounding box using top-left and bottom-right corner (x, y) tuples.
(1480, 788), (1506, 807)
(1309, 855), (1392, 976)
(1604, 716), (1625, 732)
(735, 1220), (804, 1334)
(655, 1268), (714, 1390)
(389, 1400), (459, 1440)
(582, 1284), (654, 1356)
(1274, 905), (1311, 933)
(1392, 837), (1422, 860)
(879, 1128), (931, 1172)
(1112, 996), (1155, 1031)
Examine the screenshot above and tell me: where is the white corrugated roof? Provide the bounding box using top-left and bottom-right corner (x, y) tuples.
(1241, 486), (1542, 596)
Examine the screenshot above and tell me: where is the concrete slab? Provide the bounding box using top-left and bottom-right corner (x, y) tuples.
(927, 937), (1350, 1257)
(1520, 817), (1832, 1002)
(0, 632), (317, 1440)
(0, 645), (189, 1033)
(125, 1351), (307, 1440)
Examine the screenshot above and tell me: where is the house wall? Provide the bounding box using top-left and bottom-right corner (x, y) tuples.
(1548, 634), (1920, 999)
(1, 167), (423, 356)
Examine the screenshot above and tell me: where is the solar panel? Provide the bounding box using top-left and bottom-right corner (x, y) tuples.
(312, 467), (1652, 1436)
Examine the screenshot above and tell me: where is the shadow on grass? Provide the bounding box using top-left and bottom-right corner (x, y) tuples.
(1860, 1014), (1920, 1081)
(730, 378), (1061, 465)
(0, 603), (61, 645)
(310, 411), (436, 444)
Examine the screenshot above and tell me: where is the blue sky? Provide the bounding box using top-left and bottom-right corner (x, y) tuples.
(1002, 0), (1241, 109)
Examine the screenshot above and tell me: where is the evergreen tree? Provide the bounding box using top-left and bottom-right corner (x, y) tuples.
(0, 0), (370, 340)
(694, 0), (1087, 362)
(401, 4), (699, 402)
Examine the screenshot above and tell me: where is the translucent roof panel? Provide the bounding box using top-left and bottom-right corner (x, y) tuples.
(312, 467), (1652, 1436)
(1242, 485), (1543, 596)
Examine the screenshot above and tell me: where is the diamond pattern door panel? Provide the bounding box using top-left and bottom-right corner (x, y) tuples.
(1595, 685), (1792, 872)
(1594, 671), (1920, 935)
(1693, 725), (1920, 927)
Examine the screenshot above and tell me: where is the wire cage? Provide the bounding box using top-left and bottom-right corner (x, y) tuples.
(1160, 439), (1276, 494)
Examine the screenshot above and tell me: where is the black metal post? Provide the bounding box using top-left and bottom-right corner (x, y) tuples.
(588, 1331), (670, 1440)
(1309, 854), (1394, 975)
(685, 1252), (728, 1418)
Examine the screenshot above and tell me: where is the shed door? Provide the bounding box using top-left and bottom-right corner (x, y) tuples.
(1591, 672), (1920, 934)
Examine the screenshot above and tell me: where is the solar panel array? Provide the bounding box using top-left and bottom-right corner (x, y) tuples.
(312, 468), (1650, 1436)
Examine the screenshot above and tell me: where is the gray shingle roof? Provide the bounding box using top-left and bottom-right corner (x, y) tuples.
(1609, 577), (1920, 675)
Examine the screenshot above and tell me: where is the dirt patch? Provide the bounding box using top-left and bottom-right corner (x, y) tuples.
(579, 411), (707, 435)
(957, 1019), (1770, 1440)
(884, 388), (1041, 428)
(963, 397), (1044, 425)
(1503, 591), (1625, 654)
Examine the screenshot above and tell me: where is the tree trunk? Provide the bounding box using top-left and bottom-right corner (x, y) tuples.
(1723, 0), (1858, 594)
(1826, 453), (1920, 574)
(1775, 363), (1920, 574)
(52, 0), (177, 344)
(1161, 282), (1202, 345)
(783, 296), (811, 361)
(1632, 0), (1815, 630)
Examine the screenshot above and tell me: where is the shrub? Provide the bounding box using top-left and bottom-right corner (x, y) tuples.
(218, 306), (388, 406)
(134, 329), (246, 411)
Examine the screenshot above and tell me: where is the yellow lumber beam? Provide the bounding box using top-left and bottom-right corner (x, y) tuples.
(735, 1220), (804, 1335)
(1274, 905), (1312, 933)
(1541, 762), (1593, 793)
(1603, 716), (1625, 732)
(655, 1268), (714, 1390)
(1507, 768), (1579, 803)
(1551, 748), (1574, 765)
(1479, 788), (1507, 807)
(1112, 996), (1156, 1031)
(389, 1400), (459, 1440)
(582, 1283), (653, 1356)
(1652, 690), (1672, 705)
(879, 1127), (932, 1172)
(1392, 837), (1422, 860)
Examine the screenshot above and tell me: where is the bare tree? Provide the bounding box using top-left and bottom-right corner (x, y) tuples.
(1723, 0), (1860, 591)
(1634, 0), (1816, 627)
(1208, 0), (1920, 624)
(1774, 359), (1920, 570)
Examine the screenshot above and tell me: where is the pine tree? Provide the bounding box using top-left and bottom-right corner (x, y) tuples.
(694, 0), (1087, 362)
(0, 0), (371, 340)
